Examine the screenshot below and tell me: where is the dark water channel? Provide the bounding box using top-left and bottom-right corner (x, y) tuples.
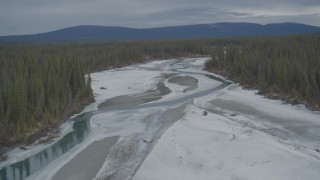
(0, 113), (91, 180)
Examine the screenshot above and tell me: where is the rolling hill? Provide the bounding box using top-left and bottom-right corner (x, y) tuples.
(1, 22), (320, 42)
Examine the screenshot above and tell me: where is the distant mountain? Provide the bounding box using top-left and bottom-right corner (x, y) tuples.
(1, 22), (320, 42)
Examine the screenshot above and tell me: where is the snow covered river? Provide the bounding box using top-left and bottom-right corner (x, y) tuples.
(1, 57), (320, 180)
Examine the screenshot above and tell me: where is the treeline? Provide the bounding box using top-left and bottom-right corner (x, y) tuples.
(0, 46), (93, 142)
(205, 34), (320, 109)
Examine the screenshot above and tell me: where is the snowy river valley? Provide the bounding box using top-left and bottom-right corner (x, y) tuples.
(1, 57), (320, 180)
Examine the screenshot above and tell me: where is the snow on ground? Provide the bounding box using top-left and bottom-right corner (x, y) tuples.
(91, 67), (160, 103)
(159, 73), (222, 102)
(203, 85), (320, 152)
(137, 59), (172, 69)
(134, 105), (320, 180)
(184, 57), (209, 67)
(215, 85), (320, 125)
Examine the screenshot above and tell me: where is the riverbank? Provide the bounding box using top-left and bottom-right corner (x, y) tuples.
(208, 68), (320, 111)
(0, 96), (94, 161)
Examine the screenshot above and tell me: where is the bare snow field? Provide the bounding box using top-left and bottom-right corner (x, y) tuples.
(134, 88), (320, 180)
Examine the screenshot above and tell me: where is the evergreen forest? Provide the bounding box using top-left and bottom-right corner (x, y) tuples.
(205, 35), (320, 109)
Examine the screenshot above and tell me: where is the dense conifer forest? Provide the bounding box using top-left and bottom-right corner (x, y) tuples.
(204, 34), (320, 110)
(0, 34), (319, 150)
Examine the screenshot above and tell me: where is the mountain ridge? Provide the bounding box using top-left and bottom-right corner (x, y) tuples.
(1, 22), (320, 42)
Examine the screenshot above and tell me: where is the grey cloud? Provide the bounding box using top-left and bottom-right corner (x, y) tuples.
(229, 12), (253, 17)
(0, 0), (320, 35)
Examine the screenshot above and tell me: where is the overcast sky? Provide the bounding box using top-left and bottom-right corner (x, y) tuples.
(1, 0), (320, 36)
